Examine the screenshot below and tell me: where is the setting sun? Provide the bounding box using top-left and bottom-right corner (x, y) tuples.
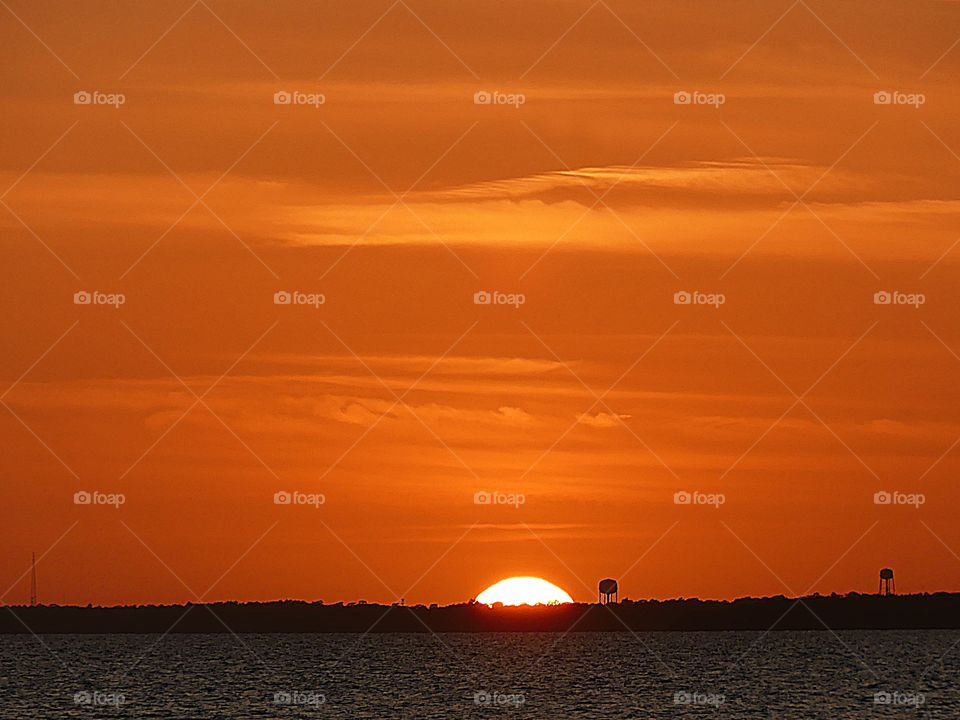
(476, 577), (574, 606)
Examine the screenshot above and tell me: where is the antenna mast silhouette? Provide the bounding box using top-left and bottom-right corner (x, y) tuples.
(29, 552), (38, 607)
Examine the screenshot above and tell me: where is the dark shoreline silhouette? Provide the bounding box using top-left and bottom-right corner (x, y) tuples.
(3, 593), (960, 633)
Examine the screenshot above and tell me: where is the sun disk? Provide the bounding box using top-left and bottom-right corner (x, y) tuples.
(476, 576), (574, 606)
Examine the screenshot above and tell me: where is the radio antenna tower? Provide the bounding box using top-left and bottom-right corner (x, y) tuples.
(29, 552), (38, 607)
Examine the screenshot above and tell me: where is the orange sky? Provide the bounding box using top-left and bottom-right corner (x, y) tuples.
(2, 0), (960, 607)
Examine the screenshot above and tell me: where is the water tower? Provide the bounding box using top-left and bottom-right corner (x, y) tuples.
(879, 568), (895, 595)
(598, 578), (618, 604)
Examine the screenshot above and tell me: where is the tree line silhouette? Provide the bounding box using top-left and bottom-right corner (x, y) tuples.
(3, 593), (959, 633)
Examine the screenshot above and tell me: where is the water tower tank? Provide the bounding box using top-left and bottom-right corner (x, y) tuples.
(879, 568), (895, 595)
(598, 578), (618, 604)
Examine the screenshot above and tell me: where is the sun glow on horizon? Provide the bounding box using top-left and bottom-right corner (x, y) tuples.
(476, 577), (574, 606)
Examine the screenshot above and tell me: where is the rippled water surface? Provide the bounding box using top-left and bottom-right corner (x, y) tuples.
(1, 631), (958, 718)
